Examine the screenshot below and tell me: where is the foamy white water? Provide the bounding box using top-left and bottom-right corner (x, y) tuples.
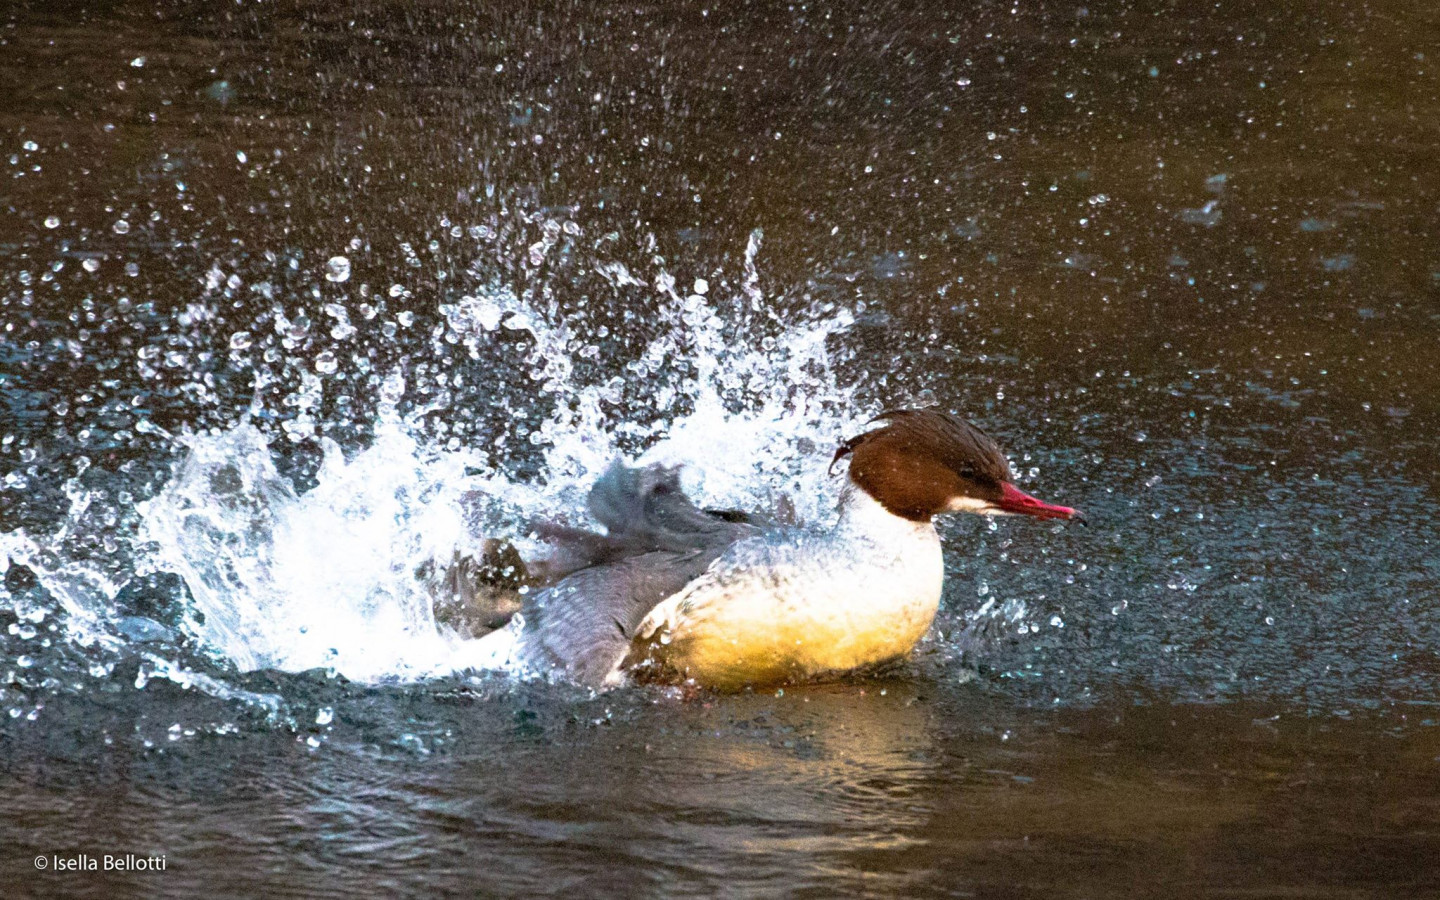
(5, 227), (879, 687)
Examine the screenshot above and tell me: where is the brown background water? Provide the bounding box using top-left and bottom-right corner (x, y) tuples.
(2, 0), (1440, 896)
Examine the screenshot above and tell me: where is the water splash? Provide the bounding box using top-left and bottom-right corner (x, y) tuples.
(4, 225), (866, 690)
(136, 422), (482, 680)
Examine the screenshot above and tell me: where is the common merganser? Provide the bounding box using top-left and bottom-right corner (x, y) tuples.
(451, 408), (1079, 690)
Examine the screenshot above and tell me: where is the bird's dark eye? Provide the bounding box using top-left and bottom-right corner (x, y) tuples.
(962, 475), (1001, 497)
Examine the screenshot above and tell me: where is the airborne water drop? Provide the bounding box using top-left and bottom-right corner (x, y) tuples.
(325, 256), (352, 283)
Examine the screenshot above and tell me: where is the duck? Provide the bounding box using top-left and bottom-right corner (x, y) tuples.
(441, 408), (1080, 690)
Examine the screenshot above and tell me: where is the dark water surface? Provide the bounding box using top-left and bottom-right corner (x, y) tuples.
(3, 0), (1439, 896)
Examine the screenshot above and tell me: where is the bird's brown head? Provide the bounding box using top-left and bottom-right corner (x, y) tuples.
(830, 409), (1080, 523)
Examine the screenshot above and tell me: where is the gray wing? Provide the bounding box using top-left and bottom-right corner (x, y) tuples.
(522, 462), (759, 685)
(523, 547), (727, 686)
(530, 462), (760, 581)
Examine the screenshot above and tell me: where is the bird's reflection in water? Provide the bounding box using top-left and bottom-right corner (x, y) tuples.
(407, 680), (943, 892)
(607, 681), (943, 892)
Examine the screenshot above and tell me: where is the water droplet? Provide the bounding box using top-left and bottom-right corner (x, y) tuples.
(82, 258), (100, 273)
(125, 262), (139, 276)
(380, 371), (406, 403)
(236, 150), (247, 164)
(314, 350), (338, 374)
(229, 331), (252, 350)
(315, 707), (334, 725)
(22, 140), (38, 152)
(131, 56), (146, 67)
(325, 255), (351, 283)
(112, 219), (130, 235)
(1178, 200), (1222, 227)
(693, 278), (709, 295)
(44, 215), (59, 229)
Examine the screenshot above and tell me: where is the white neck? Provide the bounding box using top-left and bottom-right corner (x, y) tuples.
(833, 480), (938, 548)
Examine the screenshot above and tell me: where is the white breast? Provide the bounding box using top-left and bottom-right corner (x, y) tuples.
(632, 486), (944, 688)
